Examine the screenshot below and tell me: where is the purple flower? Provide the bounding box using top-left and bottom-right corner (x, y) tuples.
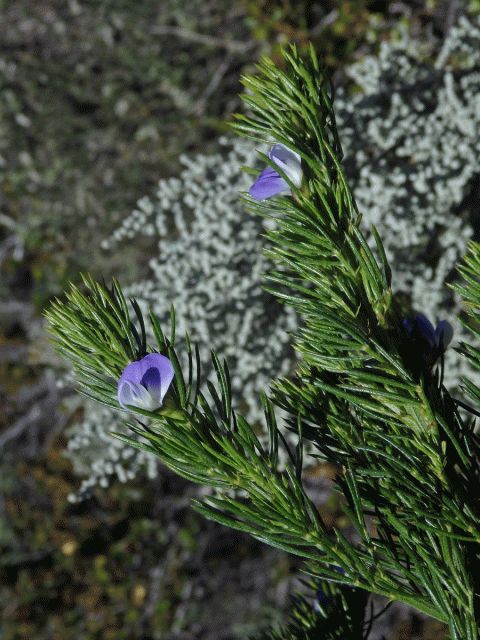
(117, 353), (174, 411)
(403, 313), (453, 367)
(249, 143), (302, 200)
(313, 566), (345, 612)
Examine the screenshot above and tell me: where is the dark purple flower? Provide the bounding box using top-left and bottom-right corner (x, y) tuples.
(249, 143), (302, 200)
(313, 566), (345, 612)
(403, 313), (453, 367)
(117, 353), (174, 411)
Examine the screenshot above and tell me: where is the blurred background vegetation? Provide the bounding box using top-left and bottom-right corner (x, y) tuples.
(1, 1), (479, 638)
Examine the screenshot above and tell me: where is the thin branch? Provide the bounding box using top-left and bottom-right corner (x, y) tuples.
(190, 54), (233, 116)
(0, 404), (42, 448)
(151, 26), (257, 54)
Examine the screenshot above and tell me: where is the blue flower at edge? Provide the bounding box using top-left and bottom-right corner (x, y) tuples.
(313, 566), (345, 611)
(403, 313), (453, 367)
(249, 143), (302, 200)
(117, 353), (174, 411)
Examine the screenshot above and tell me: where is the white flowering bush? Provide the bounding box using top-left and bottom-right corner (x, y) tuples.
(63, 16), (480, 504)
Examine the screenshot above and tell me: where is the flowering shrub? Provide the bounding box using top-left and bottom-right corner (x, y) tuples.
(61, 15), (480, 503)
(46, 18), (480, 640)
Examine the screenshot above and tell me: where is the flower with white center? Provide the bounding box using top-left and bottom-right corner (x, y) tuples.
(249, 143), (302, 200)
(117, 353), (174, 411)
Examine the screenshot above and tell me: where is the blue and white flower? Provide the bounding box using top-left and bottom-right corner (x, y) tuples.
(249, 143), (302, 200)
(117, 353), (174, 411)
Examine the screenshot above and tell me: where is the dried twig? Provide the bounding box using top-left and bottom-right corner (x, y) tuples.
(151, 25), (257, 54)
(190, 54), (233, 116)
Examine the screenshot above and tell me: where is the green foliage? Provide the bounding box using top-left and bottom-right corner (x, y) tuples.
(235, 45), (433, 434)
(451, 241), (480, 408)
(11, 2), (478, 638)
(233, 43), (480, 638)
(46, 43), (480, 639)
(46, 275), (148, 408)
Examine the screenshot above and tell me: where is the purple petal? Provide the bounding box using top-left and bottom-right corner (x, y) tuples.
(313, 566), (346, 610)
(403, 317), (413, 335)
(268, 143), (301, 164)
(141, 363), (161, 390)
(137, 353), (174, 403)
(119, 361), (143, 386)
(435, 321), (453, 351)
(117, 353), (174, 410)
(415, 313), (436, 348)
(314, 589), (328, 609)
(249, 167), (290, 200)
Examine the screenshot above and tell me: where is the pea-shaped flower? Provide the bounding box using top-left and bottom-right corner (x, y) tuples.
(249, 143), (302, 200)
(117, 353), (174, 411)
(403, 313), (453, 368)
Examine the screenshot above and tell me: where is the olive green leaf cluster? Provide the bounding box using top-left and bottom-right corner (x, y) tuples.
(46, 46), (480, 639)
